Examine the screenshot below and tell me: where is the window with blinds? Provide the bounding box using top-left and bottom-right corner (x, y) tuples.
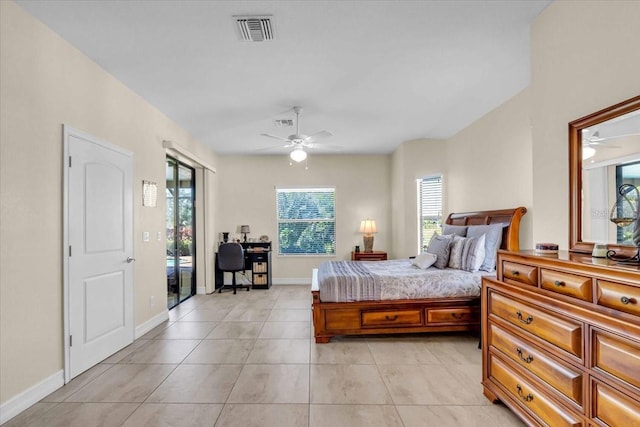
(276, 187), (336, 255)
(418, 176), (443, 251)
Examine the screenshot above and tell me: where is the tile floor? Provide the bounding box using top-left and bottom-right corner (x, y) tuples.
(4, 285), (525, 427)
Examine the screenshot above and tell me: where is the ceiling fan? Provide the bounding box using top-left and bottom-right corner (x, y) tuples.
(583, 131), (621, 147)
(260, 106), (337, 162)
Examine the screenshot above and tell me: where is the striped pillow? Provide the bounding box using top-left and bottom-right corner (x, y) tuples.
(448, 235), (466, 269)
(460, 234), (486, 272)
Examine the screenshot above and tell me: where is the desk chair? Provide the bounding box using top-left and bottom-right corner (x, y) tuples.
(217, 243), (250, 294)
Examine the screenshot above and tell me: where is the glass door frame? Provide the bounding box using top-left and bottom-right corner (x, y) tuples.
(166, 156), (196, 309)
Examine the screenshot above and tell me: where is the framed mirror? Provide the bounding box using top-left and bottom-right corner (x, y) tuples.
(569, 95), (640, 256)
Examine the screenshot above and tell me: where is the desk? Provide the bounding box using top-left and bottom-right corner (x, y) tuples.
(215, 242), (272, 290)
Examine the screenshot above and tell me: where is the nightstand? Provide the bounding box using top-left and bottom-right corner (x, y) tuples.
(351, 251), (387, 261)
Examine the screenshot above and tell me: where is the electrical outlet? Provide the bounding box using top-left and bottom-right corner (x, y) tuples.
(149, 296), (155, 307)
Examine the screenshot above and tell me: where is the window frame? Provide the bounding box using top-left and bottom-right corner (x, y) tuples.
(417, 175), (443, 253)
(275, 187), (336, 256)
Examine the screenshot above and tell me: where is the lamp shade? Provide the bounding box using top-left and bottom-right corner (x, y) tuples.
(359, 219), (377, 235)
(240, 225), (251, 234)
(290, 147), (307, 162)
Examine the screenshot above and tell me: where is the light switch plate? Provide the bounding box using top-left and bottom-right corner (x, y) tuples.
(142, 231), (150, 242)
(156, 231), (162, 241)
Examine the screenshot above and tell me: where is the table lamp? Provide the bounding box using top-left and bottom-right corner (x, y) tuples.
(240, 225), (250, 243)
(359, 219), (377, 253)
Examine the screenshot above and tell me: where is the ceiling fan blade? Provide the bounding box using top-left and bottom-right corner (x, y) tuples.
(255, 142), (295, 152)
(305, 130), (332, 142)
(584, 140), (621, 148)
(305, 142), (344, 151)
(261, 133), (291, 142)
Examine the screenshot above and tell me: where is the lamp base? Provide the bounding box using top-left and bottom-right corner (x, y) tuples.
(363, 235), (374, 253)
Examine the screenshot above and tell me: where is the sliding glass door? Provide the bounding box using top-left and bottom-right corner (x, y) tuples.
(166, 157), (196, 309)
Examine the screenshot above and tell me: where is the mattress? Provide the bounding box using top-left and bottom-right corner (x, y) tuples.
(317, 259), (490, 303)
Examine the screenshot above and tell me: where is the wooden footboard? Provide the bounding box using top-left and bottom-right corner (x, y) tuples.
(311, 206), (526, 343)
(312, 288), (480, 343)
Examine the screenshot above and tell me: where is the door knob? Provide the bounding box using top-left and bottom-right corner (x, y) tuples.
(126, 257), (136, 263)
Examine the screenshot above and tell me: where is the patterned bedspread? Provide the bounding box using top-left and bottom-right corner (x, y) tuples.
(317, 259), (490, 303)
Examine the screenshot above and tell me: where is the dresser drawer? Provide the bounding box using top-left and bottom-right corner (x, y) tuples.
(489, 354), (584, 427)
(593, 330), (640, 390)
(489, 323), (583, 405)
(540, 269), (592, 302)
(426, 307), (477, 325)
(361, 309), (422, 328)
(489, 291), (583, 359)
(503, 261), (537, 286)
(592, 380), (640, 427)
(596, 280), (640, 317)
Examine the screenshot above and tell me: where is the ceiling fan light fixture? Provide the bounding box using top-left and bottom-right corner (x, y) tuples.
(290, 147), (307, 162)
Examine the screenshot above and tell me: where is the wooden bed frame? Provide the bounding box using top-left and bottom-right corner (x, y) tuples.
(311, 207), (527, 343)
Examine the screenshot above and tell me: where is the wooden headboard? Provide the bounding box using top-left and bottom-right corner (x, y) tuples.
(445, 207), (527, 251)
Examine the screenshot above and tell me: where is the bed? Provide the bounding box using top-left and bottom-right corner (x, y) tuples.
(311, 207), (527, 343)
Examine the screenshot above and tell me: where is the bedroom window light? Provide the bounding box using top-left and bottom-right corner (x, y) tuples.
(418, 175), (443, 252)
(276, 187), (336, 255)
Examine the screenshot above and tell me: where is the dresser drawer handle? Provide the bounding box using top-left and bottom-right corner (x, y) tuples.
(621, 296), (637, 305)
(554, 280), (565, 287)
(511, 270), (519, 276)
(516, 310), (534, 324)
(516, 348), (534, 364)
(516, 384), (534, 402)
(384, 315), (399, 321)
(451, 313), (465, 320)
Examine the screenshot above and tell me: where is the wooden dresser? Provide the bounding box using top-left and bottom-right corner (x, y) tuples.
(482, 250), (640, 427)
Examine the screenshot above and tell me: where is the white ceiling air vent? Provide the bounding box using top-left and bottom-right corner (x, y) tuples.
(273, 119), (294, 127)
(234, 15), (274, 42)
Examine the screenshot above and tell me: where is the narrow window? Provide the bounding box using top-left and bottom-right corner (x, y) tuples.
(418, 176), (443, 252)
(276, 187), (336, 255)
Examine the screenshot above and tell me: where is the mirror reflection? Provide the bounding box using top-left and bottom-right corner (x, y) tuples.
(581, 109), (640, 245)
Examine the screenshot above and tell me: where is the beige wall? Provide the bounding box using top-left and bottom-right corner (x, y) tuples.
(390, 90), (534, 256)
(445, 88), (534, 250)
(530, 0), (640, 249)
(0, 1), (217, 404)
(215, 154), (391, 279)
(390, 139), (448, 258)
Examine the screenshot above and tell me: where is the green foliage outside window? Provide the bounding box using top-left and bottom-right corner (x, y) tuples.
(277, 188), (336, 255)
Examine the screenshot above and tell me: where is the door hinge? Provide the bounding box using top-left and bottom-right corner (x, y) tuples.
(68, 156), (72, 167)
(69, 245), (72, 257)
(69, 335), (73, 347)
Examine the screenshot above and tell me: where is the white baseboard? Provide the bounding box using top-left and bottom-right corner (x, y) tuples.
(0, 369), (64, 425)
(135, 310), (169, 339)
(196, 285), (206, 295)
(273, 277), (312, 285)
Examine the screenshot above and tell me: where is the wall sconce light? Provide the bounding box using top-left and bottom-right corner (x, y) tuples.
(142, 180), (157, 207)
(359, 219), (378, 252)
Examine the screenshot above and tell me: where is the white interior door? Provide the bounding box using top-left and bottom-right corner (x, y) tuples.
(64, 126), (134, 381)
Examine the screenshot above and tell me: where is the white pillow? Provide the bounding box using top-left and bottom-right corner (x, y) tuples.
(412, 252), (438, 269)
